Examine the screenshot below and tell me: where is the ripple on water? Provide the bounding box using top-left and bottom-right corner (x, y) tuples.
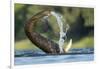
(15, 54), (94, 65)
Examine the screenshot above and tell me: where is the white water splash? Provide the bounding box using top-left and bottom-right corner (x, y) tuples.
(51, 11), (70, 53)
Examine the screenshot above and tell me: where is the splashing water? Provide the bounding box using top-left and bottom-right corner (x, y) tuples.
(51, 11), (70, 53)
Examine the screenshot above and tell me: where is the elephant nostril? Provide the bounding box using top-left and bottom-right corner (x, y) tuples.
(43, 10), (52, 16)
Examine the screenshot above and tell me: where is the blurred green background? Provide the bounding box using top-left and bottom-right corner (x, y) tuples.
(15, 3), (94, 51)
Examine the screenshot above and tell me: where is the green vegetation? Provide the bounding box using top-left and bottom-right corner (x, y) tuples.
(69, 36), (93, 48)
(15, 3), (94, 51)
(15, 39), (39, 50)
(15, 36), (93, 50)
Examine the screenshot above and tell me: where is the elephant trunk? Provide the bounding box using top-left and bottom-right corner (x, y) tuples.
(24, 10), (60, 54)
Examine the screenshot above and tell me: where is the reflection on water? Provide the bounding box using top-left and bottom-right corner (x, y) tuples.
(15, 48), (94, 65)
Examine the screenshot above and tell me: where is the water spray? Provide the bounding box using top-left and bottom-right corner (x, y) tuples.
(51, 11), (72, 53)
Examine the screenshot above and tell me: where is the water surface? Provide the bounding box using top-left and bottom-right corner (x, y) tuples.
(15, 54), (94, 65)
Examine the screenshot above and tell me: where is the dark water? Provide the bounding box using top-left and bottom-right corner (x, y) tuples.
(15, 48), (94, 65)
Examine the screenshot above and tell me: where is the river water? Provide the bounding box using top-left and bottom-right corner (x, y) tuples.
(15, 48), (94, 65)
